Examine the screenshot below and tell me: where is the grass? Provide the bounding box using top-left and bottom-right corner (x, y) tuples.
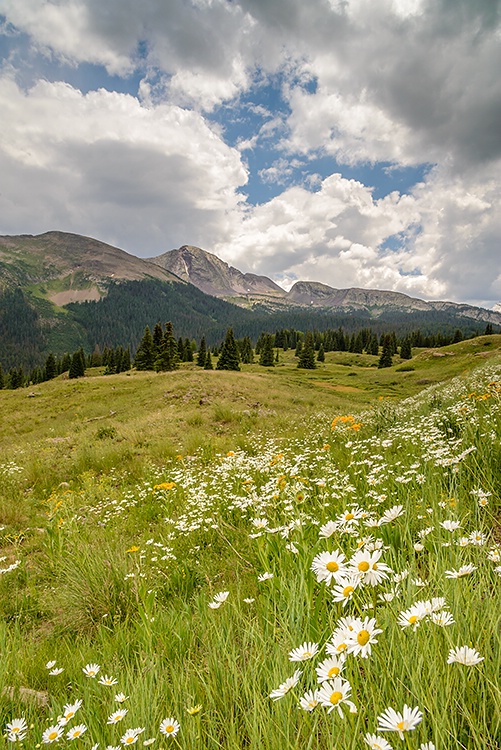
(0, 337), (501, 748)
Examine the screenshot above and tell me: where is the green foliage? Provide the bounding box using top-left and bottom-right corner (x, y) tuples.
(297, 331), (316, 369)
(216, 328), (241, 371)
(378, 335), (393, 368)
(154, 322), (179, 372)
(69, 348), (86, 378)
(259, 334), (275, 367)
(134, 325), (155, 370)
(197, 336), (207, 367)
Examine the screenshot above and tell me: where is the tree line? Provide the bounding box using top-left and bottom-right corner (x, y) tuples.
(0, 320), (496, 389)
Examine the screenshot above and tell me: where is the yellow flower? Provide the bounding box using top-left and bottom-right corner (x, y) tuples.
(126, 545), (140, 553)
(153, 482), (176, 491)
(186, 705), (202, 716)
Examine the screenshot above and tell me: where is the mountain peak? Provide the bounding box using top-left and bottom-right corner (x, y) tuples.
(149, 245), (285, 299)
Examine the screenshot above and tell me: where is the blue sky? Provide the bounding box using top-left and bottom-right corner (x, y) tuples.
(0, 0), (500, 306)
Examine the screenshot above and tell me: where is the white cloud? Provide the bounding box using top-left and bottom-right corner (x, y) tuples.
(0, 0), (500, 305)
(0, 75), (248, 252)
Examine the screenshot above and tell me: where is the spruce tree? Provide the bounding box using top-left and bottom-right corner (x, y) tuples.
(44, 352), (57, 381)
(197, 337), (207, 367)
(204, 349), (213, 370)
(485, 323), (493, 335)
(177, 337), (185, 362)
(155, 322), (179, 372)
(60, 353), (71, 373)
(69, 349), (86, 378)
(259, 334), (275, 367)
(400, 337), (412, 360)
(152, 322), (164, 361)
(216, 328), (241, 371)
(295, 339), (303, 358)
(378, 335), (393, 369)
(185, 338), (194, 362)
(298, 332), (316, 369)
(317, 343), (325, 362)
(0, 364), (3, 389)
(369, 335), (379, 356)
(134, 326), (155, 370)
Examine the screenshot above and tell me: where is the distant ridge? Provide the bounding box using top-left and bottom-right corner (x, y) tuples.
(149, 244), (501, 326)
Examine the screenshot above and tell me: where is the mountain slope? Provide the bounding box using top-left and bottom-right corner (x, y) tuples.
(0, 231), (178, 304)
(149, 245), (286, 299)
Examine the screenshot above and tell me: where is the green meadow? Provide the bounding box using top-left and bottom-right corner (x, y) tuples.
(1, 337), (501, 749)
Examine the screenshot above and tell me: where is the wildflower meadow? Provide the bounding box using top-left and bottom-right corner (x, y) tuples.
(1, 351), (500, 749)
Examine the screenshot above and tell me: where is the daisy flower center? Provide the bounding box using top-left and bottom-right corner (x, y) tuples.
(397, 721), (405, 731)
(357, 629), (370, 646)
(372, 563), (378, 570)
(326, 561), (339, 572)
(49, 732), (58, 741)
(328, 666), (340, 677)
(329, 691), (343, 705)
(343, 586), (354, 597)
(358, 561), (370, 572)
(165, 726), (174, 733)
(409, 615), (418, 624)
(345, 513), (354, 520)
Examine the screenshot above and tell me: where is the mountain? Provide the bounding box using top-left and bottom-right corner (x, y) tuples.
(150, 245), (501, 326)
(0, 231), (178, 304)
(149, 244), (285, 301)
(287, 281), (501, 325)
(1, 231), (499, 371)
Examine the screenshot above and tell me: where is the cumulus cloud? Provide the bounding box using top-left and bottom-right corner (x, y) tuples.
(0, 0), (500, 304)
(0, 76), (248, 252)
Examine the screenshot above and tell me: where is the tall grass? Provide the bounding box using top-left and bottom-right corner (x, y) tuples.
(1, 358), (500, 748)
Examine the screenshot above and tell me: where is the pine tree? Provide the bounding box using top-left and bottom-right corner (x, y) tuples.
(295, 339), (303, 358)
(134, 326), (155, 370)
(298, 331), (316, 369)
(44, 352), (57, 381)
(369, 335), (379, 356)
(239, 336), (254, 364)
(177, 337), (185, 361)
(400, 337), (412, 360)
(216, 328), (241, 371)
(60, 353), (71, 373)
(485, 323), (493, 335)
(0, 364), (3, 389)
(197, 337), (207, 367)
(90, 345), (102, 367)
(155, 322), (179, 372)
(378, 335), (393, 368)
(317, 343), (325, 362)
(152, 322), (164, 361)
(69, 349), (86, 379)
(259, 334), (275, 367)
(204, 349), (213, 370)
(184, 338), (194, 362)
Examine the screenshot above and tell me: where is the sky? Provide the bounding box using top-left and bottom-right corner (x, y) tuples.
(0, 0), (500, 307)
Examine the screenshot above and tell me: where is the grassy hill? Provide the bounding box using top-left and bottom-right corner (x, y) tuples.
(0, 335), (500, 750)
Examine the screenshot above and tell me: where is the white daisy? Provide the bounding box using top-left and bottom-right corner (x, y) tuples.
(377, 705), (423, 739)
(159, 718), (180, 738)
(288, 641), (319, 662)
(447, 646), (484, 666)
(269, 669), (302, 700)
(317, 677), (357, 717)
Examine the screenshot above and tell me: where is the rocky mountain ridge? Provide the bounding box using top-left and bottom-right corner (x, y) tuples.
(150, 244), (501, 326)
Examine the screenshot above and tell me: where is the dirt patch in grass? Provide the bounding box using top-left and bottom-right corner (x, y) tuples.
(316, 381), (360, 393)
